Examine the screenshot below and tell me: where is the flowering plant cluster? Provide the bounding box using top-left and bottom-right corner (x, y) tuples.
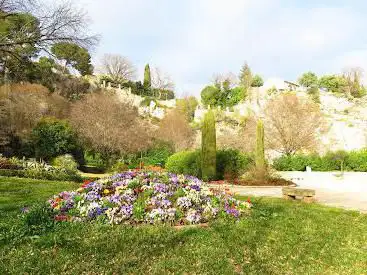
(48, 171), (252, 225)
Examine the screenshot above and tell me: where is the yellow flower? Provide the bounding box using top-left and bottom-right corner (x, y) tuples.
(77, 188), (84, 193)
(103, 189), (110, 194)
(115, 185), (127, 194)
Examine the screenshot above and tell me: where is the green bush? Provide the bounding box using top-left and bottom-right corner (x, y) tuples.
(345, 149), (367, 171)
(216, 149), (253, 180)
(51, 154), (78, 172)
(84, 151), (106, 169)
(142, 141), (174, 167)
(272, 154), (337, 171)
(166, 150), (201, 178)
(0, 168), (82, 182)
(108, 160), (128, 173)
(0, 155), (22, 170)
(166, 149), (252, 180)
(272, 150), (367, 172)
(31, 117), (77, 160)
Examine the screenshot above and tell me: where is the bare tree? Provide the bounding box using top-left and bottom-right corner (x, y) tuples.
(99, 54), (136, 83)
(0, 0), (98, 58)
(151, 67), (175, 91)
(264, 93), (323, 155)
(211, 72), (237, 89)
(69, 92), (152, 156)
(0, 83), (70, 144)
(342, 67), (364, 97)
(155, 108), (194, 151)
(217, 116), (257, 152)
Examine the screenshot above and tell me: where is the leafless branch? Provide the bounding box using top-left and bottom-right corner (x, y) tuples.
(98, 54), (137, 82)
(151, 67), (175, 90)
(0, 0), (99, 57)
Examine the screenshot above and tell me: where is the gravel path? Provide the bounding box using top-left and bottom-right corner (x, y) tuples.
(210, 172), (367, 212)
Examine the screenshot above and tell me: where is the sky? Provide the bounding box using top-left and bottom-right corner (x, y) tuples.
(75, 0), (367, 97)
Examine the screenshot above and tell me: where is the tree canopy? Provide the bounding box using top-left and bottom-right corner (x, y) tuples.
(251, 74), (264, 87)
(51, 42), (93, 76)
(298, 72), (318, 87)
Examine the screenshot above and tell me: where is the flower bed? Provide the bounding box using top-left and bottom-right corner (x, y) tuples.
(48, 171), (252, 225)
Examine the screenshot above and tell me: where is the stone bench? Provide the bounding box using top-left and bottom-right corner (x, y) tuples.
(282, 187), (316, 203)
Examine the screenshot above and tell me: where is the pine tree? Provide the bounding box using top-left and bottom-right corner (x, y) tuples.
(255, 119), (265, 171)
(201, 110), (216, 181)
(144, 64), (151, 88)
(239, 62), (252, 100)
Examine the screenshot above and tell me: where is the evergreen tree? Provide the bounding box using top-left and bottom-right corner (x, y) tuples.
(255, 119), (265, 171)
(144, 64), (151, 88)
(51, 42), (93, 76)
(201, 110), (216, 180)
(298, 71), (318, 87)
(251, 74), (264, 87)
(239, 62), (252, 100)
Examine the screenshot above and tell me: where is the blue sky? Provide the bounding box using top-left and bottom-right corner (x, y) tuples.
(76, 0), (367, 96)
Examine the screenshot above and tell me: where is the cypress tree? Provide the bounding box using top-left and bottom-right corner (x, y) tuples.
(143, 64), (151, 88)
(255, 119), (266, 171)
(201, 110), (216, 181)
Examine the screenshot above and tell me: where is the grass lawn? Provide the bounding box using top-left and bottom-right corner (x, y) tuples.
(0, 176), (366, 274)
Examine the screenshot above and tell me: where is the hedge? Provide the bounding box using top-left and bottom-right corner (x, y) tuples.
(0, 169), (83, 182)
(166, 149), (253, 180)
(165, 151), (201, 178)
(273, 149), (367, 172)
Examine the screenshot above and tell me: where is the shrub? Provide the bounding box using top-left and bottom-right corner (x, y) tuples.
(108, 160), (128, 173)
(51, 154), (78, 172)
(142, 141), (174, 167)
(345, 149), (367, 171)
(273, 152), (346, 171)
(32, 117), (77, 160)
(201, 110), (217, 181)
(0, 157), (82, 181)
(0, 168), (82, 182)
(70, 92), (152, 157)
(0, 154), (22, 169)
(166, 149), (252, 180)
(166, 150), (201, 178)
(216, 149), (253, 180)
(156, 109), (194, 152)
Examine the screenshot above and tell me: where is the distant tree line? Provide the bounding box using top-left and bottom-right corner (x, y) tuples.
(200, 62), (264, 108)
(298, 68), (367, 98)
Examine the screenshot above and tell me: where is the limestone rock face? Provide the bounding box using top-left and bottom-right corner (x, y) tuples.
(193, 88), (367, 154)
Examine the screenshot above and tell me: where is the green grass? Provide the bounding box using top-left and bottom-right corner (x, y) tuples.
(0, 176), (367, 274)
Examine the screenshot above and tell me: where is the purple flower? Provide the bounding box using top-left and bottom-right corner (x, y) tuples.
(85, 182), (103, 191)
(88, 206), (107, 218)
(226, 208), (240, 218)
(161, 199), (172, 208)
(121, 192), (136, 203)
(190, 185), (201, 191)
(108, 194), (121, 204)
(177, 197), (192, 209)
(86, 190), (101, 201)
(186, 209), (201, 224)
(119, 205), (133, 218)
(154, 183), (168, 193)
